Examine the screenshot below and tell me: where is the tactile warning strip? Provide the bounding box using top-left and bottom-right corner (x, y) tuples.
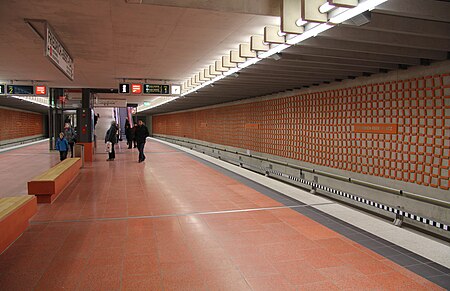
(266, 168), (449, 232)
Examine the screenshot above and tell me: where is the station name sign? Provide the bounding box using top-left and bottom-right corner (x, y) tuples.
(119, 83), (180, 95)
(45, 23), (74, 81)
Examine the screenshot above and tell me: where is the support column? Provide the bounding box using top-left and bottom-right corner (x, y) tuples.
(76, 88), (95, 162)
(48, 88), (63, 150)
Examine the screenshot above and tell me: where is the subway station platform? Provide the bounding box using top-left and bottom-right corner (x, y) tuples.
(0, 140), (449, 290)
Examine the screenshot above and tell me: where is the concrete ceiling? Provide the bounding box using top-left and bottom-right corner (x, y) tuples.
(0, 0), (449, 115)
(146, 0), (450, 115)
(0, 0), (278, 87)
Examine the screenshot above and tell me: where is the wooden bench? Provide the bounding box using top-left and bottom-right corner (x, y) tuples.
(28, 158), (82, 203)
(0, 195), (37, 254)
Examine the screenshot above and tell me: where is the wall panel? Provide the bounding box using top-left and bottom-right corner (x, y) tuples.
(153, 73), (450, 190)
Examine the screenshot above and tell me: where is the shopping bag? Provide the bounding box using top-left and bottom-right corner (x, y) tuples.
(105, 141), (112, 153)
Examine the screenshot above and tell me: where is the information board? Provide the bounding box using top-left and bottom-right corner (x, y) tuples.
(45, 23), (74, 81)
(143, 84), (170, 95)
(6, 85), (34, 95)
(0, 84), (4, 95)
(131, 84), (142, 94)
(119, 83), (130, 94)
(35, 86), (47, 95)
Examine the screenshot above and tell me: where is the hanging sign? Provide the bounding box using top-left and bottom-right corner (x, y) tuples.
(6, 85), (34, 95)
(0, 84), (4, 95)
(119, 83), (130, 94)
(35, 86), (47, 95)
(45, 23), (74, 81)
(143, 84), (170, 94)
(131, 84), (142, 94)
(94, 99), (127, 107)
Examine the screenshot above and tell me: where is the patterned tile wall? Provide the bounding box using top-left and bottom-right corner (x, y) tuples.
(0, 108), (43, 141)
(153, 74), (450, 190)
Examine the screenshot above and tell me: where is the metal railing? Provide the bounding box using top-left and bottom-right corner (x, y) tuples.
(155, 135), (450, 209)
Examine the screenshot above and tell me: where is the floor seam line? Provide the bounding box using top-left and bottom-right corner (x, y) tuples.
(30, 202), (335, 224)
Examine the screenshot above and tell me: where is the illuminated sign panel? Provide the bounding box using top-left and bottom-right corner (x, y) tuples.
(143, 84), (170, 95)
(45, 23), (74, 81)
(171, 85), (181, 95)
(119, 83), (130, 94)
(0, 84), (4, 95)
(6, 85), (34, 95)
(131, 84), (142, 94)
(35, 86), (47, 95)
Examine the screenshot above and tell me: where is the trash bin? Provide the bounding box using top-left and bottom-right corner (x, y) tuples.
(74, 144), (85, 167)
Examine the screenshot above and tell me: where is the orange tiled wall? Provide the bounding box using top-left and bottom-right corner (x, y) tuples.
(0, 108), (43, 141)
(153, 74), (450, 190)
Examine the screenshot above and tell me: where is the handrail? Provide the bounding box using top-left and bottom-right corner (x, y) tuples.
(156, 135), (450, 209)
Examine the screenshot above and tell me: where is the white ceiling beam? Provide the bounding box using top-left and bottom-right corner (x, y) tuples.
(230, 50), (246, 63)
(302, 0), (327, 23)
(215, 60), (228, 72)
(239, 43), (256, 58)
(209, 64), (222, 75)
(204, 68), (213, 78)
(281, 0), (304, 34)
(264, 26), (285, 44)
(251, 35), (270, 51)
(222, 55), (237, 68)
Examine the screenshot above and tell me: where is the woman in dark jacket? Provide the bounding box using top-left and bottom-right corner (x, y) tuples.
(105, 120), (118, 161)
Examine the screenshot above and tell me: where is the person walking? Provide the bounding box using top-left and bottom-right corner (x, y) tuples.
(135, 120), (149, 163)
(55, 132), (69, 161)
(64, 123), (77, 158)
(105, 120), (118, 161)
(125, 123), (133, 149)
(132, 122), (138, 148)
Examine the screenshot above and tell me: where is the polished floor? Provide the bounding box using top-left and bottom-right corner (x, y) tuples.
(0, 140), (447, 290)
(0, 141), (59, 198)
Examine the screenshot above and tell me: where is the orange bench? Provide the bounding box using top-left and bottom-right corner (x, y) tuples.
(0, 196), (37, 254)
(28, 158), (82, 203)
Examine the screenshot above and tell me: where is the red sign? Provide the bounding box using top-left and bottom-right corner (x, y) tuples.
(354, 124), (398, 134)
(131, 84), (142, 94)
(35, 86), (47, 95)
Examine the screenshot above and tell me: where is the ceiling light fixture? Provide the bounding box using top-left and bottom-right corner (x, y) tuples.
(141, 0), (390, 112)
(329, 0), (388, 24)
(319, 2), (335, 13)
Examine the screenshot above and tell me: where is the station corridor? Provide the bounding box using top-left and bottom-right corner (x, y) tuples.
(0, 140), (447, 290)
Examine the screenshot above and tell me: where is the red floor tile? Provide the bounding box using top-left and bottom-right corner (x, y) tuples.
(0, 140), (444, 290)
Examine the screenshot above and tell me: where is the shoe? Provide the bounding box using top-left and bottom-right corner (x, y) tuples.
(138, 160), (142, 163)
(106, 158), (111, 161)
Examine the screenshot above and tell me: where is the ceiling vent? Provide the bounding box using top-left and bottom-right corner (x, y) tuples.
(344, 11), (371, 26)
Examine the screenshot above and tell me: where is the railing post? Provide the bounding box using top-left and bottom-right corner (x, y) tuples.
(311, 176), (318, 195)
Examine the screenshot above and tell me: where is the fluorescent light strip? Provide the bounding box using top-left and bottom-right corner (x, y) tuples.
(329, 0), (388, 24)
(10, 95), (50, 107)
(140, 0), (389, 112)
(258, 44), (291, 59)
(286, 23), (333, 45)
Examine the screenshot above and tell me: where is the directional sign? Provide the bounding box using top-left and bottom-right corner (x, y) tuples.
(143, 84), (170, 94)
(35, 86), (47, 95)
(45, 23), (74, 81)
(171, 85), (181, 95)
(131, 83), (142, 94)
(119, 83), (130, 94)
(6, 85), (34, 95)
(0, 84), (4, 95)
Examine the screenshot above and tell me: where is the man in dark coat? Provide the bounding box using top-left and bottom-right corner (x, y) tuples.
(125, 123), (133, 149)
(135, 120), (149, 163)
(105, 120), (118, 161)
